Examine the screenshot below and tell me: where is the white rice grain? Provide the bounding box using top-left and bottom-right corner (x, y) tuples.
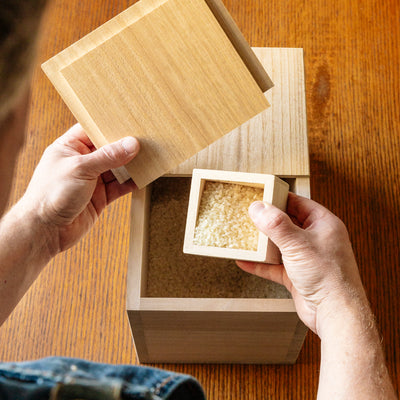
(193, 181), (263, 251)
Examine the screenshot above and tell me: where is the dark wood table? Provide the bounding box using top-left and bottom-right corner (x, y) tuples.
(0, 0), (399, 398)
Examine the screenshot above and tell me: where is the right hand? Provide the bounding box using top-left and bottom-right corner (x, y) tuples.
(236, 193), (367, 336)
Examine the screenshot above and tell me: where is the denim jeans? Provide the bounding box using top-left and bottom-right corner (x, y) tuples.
(0, 357), (205, 400)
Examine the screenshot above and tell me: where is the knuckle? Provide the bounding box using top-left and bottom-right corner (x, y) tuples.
(100, 144), (119, 162)
(264, 210), (287, 231)
(42, 142), (56, 157)
(326, 214), (348, 236)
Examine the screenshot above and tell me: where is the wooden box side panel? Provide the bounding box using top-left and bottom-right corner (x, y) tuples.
(285, 317), (309, 363)
(128, 310), (306, 364)
(126, 186), (152, 309)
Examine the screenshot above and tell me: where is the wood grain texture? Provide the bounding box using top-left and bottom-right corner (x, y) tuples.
(171, 47), (309, 177)
(42, 0), (271, 189)
(0, 0), (399, 399)
(128, 309), (306, 364)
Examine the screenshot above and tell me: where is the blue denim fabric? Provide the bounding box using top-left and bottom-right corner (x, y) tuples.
(0, 357), (205, 400)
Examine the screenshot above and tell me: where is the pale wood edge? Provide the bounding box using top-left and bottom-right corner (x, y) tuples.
(273, 176), (290, 209)
(284, 319), (308, 363)
(127, 310), (150, 363)
(297, 48), (310, 176)
(137, 297), (296, 313)
(111, 166), (131, 184)
(183, 172), (201, 255)
(126, 185), (152, 310)
(265, 176), (290, 264)
(204, 0), (273, 92)
(183, 245), (266, 262)
(292, 176), (311, 199)
(41, 60), (111, 151)
(126, 185), (152, 363)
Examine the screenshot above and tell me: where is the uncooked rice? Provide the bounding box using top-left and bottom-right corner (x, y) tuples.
(145, 177), (290, 299)
(194, 181), (263, 251)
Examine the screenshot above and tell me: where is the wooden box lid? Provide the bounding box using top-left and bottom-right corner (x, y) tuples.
(171, 47), (310, 178)
(42, 0), (272, 188)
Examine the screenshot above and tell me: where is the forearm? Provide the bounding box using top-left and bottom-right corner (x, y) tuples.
(317, 293), (397, 400)
(0, 198), (54, 325)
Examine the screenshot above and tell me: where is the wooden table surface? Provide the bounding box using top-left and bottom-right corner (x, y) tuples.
(0, 0), (399, 398)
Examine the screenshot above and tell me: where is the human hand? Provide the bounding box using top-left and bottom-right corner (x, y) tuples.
(236, 193), (367, 336)
(20, 124), (140, 255)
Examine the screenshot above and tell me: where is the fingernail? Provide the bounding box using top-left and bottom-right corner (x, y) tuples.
(249, 201), (268, 220)
(121, 137), (139, 155)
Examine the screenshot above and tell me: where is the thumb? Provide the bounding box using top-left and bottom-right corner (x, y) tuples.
(249, 201), (302, 251)
(80, 137), (140, 177)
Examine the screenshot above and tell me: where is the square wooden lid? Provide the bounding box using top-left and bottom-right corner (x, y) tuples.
(42, 0), (272, 188)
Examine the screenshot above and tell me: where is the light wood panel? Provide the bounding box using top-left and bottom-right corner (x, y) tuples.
(128, 309), (307, 364)
(126, 184), (151, 310)
(42, 0), (272, 188)
(171, 47), (309, 177)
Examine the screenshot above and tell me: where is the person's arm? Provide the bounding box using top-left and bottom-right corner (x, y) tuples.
(0, 124), (139, 325)
(237, 194), (397, 399)
(317, 295), (392, 399)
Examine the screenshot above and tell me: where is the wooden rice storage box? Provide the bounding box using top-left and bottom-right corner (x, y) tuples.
(126, 47), (310, 363)
(127, 176), (309, 363)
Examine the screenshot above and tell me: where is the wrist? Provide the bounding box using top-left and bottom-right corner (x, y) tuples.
(13, 196), (60, 259)
(316, 290), (396, 400)
(0, 196), (58, 324)
(316, 284), (372, 341)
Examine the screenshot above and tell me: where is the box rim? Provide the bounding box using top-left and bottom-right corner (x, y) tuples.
(126, 176), (307, 312)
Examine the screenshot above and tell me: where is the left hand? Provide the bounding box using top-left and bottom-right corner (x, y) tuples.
(20, 124), (140, 255)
